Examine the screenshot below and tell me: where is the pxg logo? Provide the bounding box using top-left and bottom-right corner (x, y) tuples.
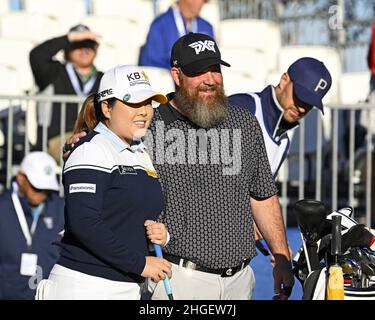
(189, 40), (216, 55)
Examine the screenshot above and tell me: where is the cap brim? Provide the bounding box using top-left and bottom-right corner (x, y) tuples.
(124, 89), (168, 106)
(293, 82), (324, 114)
(181, 58), (231, 76)
(27, 173), (59, 191)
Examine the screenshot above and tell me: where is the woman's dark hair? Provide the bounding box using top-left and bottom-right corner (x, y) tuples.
(73, 93), (116, 133)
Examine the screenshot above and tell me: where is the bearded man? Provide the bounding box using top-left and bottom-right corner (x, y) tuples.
(145, 33), (293, 300)
(64, 33), (294, 300)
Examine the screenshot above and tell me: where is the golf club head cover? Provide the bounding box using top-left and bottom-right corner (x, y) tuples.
(294, 199), (328, 243)
(341, 224), (374, 252)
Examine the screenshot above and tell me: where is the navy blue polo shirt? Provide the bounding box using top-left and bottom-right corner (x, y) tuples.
(58, 122), (165, 283)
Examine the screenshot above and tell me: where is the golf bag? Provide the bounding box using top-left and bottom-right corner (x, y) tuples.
(293, 199), (375, 300)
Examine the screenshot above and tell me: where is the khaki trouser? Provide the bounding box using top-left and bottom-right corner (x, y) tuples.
(148, 263), (255, 300)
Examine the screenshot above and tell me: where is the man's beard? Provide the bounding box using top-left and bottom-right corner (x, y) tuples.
(174, 83), (228, 128)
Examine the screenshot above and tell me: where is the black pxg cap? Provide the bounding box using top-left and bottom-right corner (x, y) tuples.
(170, 32), (230, 76)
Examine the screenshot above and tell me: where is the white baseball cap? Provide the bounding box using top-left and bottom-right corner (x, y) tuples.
(20, 152), (59, 191)
(97, 65), (167, 107)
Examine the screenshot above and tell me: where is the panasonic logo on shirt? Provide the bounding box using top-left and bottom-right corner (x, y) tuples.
(69, 183), (96, 194)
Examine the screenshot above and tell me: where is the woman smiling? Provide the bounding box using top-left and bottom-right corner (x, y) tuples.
(36, 65), (171, 300)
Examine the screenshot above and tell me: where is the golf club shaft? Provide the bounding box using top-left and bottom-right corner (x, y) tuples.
(300, 232), (312, 274)
(154, 244), (174, 300)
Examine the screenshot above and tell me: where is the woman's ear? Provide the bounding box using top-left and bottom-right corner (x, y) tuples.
(101, 101), (111, 119)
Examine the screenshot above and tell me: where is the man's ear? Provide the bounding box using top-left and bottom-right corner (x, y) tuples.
(15, 172), (24, 185)
(15, 172), (27, 191)
(171, 67), (181, 87)
(101, 101), (111, 119)
(279, 72), (290, 90)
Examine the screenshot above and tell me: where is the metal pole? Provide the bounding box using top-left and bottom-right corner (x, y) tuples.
(337, 0), (346, 69)
(348, 110), (355, 216)
(316, 112), (322, 201)
(282, 158), (288, 227)
(6, 100), (13, 189)
(299, 118), (305, 200)
(42, 120), (48, 153)
(152, 0), (158, 17)
(59, 102), (66, 197)
(366, 110), (373, 227)
(24, 100), (30, 156)
(332, 109), (339, 211)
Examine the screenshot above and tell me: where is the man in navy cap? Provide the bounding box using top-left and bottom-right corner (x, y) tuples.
(229, 57), (332, 261)
(230, 57), (332, 178)
(146, 32), (295, 300)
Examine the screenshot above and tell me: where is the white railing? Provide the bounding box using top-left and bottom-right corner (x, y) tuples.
(0, 94), (373, 227)
(0, 94), (85, 196)
(276, 103), (374, 227)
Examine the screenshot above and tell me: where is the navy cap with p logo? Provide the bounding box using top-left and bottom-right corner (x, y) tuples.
(287, 57), (332, 114)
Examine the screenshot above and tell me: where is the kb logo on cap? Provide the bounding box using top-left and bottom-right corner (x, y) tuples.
(189, 40), (216, 55)
(126, 71), (150, 87)
(127, 72), (143, 81)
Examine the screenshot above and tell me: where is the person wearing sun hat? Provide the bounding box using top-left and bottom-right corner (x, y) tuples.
(0, 151), (64, 300)
(36, 65), (172, 300)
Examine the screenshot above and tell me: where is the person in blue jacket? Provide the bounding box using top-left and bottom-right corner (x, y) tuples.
(139, 0), (214, 69)
(37, 65), (172, 300)
(0, 151), (64, 300)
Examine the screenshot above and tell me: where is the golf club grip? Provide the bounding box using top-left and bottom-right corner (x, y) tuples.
(327, 215), (344, 300)
(153, 244), (174, 300)
(331, 215), (342, 256)
(327, 265), (344, 300)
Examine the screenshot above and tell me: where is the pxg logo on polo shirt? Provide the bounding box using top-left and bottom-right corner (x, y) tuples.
(126, 71), (150, 87)
(188, 40), (216, 55)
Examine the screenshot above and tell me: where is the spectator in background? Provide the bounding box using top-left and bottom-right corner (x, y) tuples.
(0, 152), (64, 300)
(139, 0), (214, 69)
(368, 22), (375, 94)
(341, 21), (375, 159)
(29, 24), (103, 162)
